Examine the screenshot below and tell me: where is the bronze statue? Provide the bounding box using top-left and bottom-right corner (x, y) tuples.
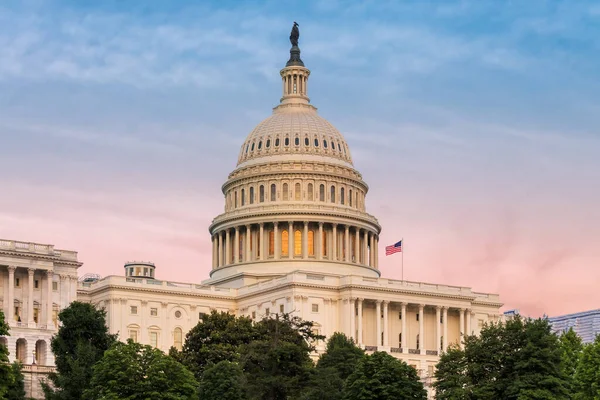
(290, 22), (299, 47)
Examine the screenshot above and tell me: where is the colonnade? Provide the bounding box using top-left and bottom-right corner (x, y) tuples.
(212, 221), (379, 269)
(348, 298), (476, 355)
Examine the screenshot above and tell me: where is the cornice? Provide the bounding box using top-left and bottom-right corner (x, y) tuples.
(0, 250), (82, 267)
(77, 284), (236, 302)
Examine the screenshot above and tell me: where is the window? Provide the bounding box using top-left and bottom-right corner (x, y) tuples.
(332, 142), (336, 151)
(285, 137), (289, 146)
(399, 312), (402, 320)
(324, 140), (328, 148)
(175, 310), (182, 318)
(308, 230), (314, 256)
(275, 138), (280, 147)
(130, 306), (138, 315)
(330, 186), (336, 203)
(417, 334), (420, 350)
(174, 328), (183, 350)
(295, 137), (300, 146)
(341, 188), (345, 205)
(241, 189), (246, 206)
(258, 141), (262, 150)
(144, 267), (148, 276)
(281, 230), (289, 256)
(322, 230), (327, 256)
(266, 139), (271, 148)
(129, 267), (134, 276)
(399, 333), (402, 346)
(250, 187), (254, 204)
(312, 304), (319, 313)
(307, 183), (313, 201)
(269, 231), (275, 255)
(53, 281), (59, 290)
(252, 311), (256, 319)
(151, 308), (158, 316)
(282, 183), (289, 200)
(304, 137), (309, 146)
(314, 138), (319, 147)
(349, 190), (353, 207)
(259, 185), (265, 202)
(150, 331), (158, 348)
(319, 184), (325, 201)
(234, 191), (238, 208)
(14, 307), (20, 321)
(52, 309), (58, 325)
(270, 184), (276, 201)
(245, 144), (249, 154)
(33, 308), (39, 323)
(280, 304), (284, 313)
(266, 308), (270, 316)
(34, 280), (39, 289)
(338, 143), (342, 151)
(295, 183), (301, 200)
(15, 278), (20, 288)
(129, 330), (138, 342)
(416, 313), (419, 321)
(428, 365), (434, 377)
(294, 230), (302, 255)
(251, 142), (255, 151)
(441, 315), (444, 323)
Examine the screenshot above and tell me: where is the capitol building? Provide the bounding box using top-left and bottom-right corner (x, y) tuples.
(0, 30), (502, 398)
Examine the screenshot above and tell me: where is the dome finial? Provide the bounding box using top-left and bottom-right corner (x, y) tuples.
(287, 21), (304, 67)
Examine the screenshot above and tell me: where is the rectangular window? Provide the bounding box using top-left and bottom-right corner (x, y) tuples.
(150, 332), (158, 348)
(280, 304), (284, 313)
(129, 330), (138, 342)
(144, 268), (148, 276)
(150, 308), (158, 317)
(252, 311), (256, 319)
(15, 278), (20, 288)
(34, 280), (39, 289)
(269, 231), (275, 256)
(33, 308), (39, 323)
(416, 313), (419, 321)
(52, 281), (58, 291)
(399, 333), (402, 347)
(266, 308), (270, 316)
(130, 306), (138, 315)
(312, 304), (319, 313)
(440, 314), (443, 323)
(52, 310), (58, 325)
(428, 365), (434, 376)
(399, 312), (402, 320)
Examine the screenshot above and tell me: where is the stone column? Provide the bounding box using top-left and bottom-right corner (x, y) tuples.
(7, 266), (15, 323)
(218, 232), (223, 267)
(436, 306), (441, 353)
(349, 298), (356, 342)
(274, 222), (280, 260)
(27, 269), (35, 326)
(246, 225), (252, 262)
(466, 309), (472, 335)
(317, 222), (323, 260)
(259, 223), (264, 261)
(369, 233), (374, 267)
(46, 271), (54, 327)
(212, 236), (217, 269)
(288, 221), (294, 259)
(443, 307), (448, 352)
(401, 302), (407, 352)
(374, 236), (379, 268)
(383, 301), (389, 346)
(332, 224), (337, 261)
(69, 276), (77, 306)
(459, 308), (465, 349)
(302, 221), (308, 259)
(354, 228), (360, 263)
(234, 227), (240, 263)
(376, 300), (382, 347)
(357, 298), (363, 345)
(225, 229), (231, 265)
(363, 230), (368, 265)
(419, 304), (425, 355)
(344, 226), (350, 262)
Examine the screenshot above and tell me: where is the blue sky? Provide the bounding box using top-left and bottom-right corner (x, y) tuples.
(1, 0), (599, 316)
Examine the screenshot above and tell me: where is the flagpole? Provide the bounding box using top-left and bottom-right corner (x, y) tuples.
(401, 237), (404, 281)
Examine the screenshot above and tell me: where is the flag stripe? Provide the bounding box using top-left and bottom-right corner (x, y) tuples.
(385, 240), (402, 256)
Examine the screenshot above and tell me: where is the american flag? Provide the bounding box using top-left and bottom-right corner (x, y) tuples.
(385, 240), (402, 256)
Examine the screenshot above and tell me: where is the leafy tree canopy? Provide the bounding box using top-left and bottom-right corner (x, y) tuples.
(574, 334), (600, 399)
(0, 310), (17, 399)
(559, 328), (584, 396)
(84, 340), (198, 400)
(199, 360), (246, 400)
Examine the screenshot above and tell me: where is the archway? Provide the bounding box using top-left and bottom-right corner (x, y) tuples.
(35, 340), (47, 365)
(16, 338), (27, 363)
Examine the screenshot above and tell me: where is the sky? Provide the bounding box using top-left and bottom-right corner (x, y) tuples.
(1, 0), (599, 317)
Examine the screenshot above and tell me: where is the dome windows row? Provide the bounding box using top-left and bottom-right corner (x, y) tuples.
(225, 181), (365, 211)
(240, 134), (350, 162)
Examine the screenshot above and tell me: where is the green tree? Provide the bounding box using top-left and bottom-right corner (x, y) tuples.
(43, 301), (117, 400)
(559, 328), (584, 396)
(199, 360), (246, 400)
(240, 314), (323, 400)
(434, 345), (470, 400)
(0, 310), (16, 399)
(574, 335), (600, 399)
(83, 340), (198, 400)
(6, 362), (26, 400)
(177, 311), (259, 380)
(343, 351), (426, 400)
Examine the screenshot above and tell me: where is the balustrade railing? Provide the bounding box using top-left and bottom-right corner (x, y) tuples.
(408, 348), (420, 354)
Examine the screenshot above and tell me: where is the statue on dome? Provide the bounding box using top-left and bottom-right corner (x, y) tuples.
(290, 22), (299, 47)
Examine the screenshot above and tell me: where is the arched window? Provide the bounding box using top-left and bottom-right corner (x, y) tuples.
(234, 191), (238, 208)
(174, 328), (183, 350)
(324, 140), (328, 148)
(307, 183), (313, 201)
(349, 189), (353, 207)
(275, 138), (280, 147)
(314, 138), (319, 147)
(322, 230), (327, 257)
(295, 137), (300, 146)
(308, 230), (315, 256)
(259, 185), (265, 203)
(338, 143), (342, 151)
(355, 192), (359, 208)
(271, 184), (276, 201)
(319, 184), (325, 202)
(251, 143), (255, 151)
(283, 183), (289, 200)
(285, 137), (290, 146)
(269, 231), (275, 255)
(258, 141), (262, 150)
(245, 144), (249, 153)
(341, 188), (345, 205)
(281, 230), (289, 256)
(249, 187), (254, 204)
(330, 186), (336, 203)
(294, 230), (302, 255)
(304, 137), (309, 146)
(266, 139), (271, 148)
(295, 183), (301, 200)
(241, 189), (246, 206)
(332, 142), (336, 151)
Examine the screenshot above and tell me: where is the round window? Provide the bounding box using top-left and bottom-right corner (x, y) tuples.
(175, 311), (182, 319)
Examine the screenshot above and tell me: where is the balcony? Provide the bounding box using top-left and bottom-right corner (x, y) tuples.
(364, 346), (378, 352)
(426, 350), (439, 356)
(408, 349), (420, 354)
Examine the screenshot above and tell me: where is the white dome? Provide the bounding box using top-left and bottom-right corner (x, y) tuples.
(237, 107), (353, 166)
